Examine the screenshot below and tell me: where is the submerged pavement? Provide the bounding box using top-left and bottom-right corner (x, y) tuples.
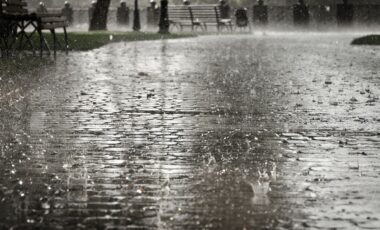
(0, 33), (379, 229)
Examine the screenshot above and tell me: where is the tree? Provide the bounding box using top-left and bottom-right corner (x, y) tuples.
(89, 0), (111, 31)
(158, 0), (169, 34)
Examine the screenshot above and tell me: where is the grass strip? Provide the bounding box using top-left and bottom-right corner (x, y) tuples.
(351, 34), (380, 46)
(29, 31), (196, 51)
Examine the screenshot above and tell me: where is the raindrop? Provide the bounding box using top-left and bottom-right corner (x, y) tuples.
(41, 202), (50, 209)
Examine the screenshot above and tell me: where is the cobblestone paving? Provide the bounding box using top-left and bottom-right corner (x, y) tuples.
(0, 33), (379, 229)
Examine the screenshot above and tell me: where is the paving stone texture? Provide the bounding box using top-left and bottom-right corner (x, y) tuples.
(0, 33), (379, 229)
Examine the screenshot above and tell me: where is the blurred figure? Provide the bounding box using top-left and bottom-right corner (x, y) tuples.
(337, 0), (353, 26)
(147, 0), (159, 27)
(315, 5), (333, 26)
(183, 0), (190, 6)
(149, 0), (157, 9)
(219, 0), (231, 19)
(253, 0), (268, 26)
(37, 2), (48, 14)
(117, 0), (130, 25)
(62, 1), (74, 25)
(88, 0), (96, 23)
(293, 0), (309, 27)
(234, 8), (250, 31)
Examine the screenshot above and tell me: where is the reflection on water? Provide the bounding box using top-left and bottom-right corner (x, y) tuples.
(0, 33), (379, 229)
(0, 36), (304, 229)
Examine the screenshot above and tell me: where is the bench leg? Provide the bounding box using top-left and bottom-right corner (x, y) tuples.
(18, 24), (36, 55)
(63, 27), (68, 55)
(38, 29), (44, 57)
(18, 22), (25, 50)
(3, 24), (14, 56)
(0, 36), (4, 58)
(51, 29), (57, 58)
(7, 24), (18, 55)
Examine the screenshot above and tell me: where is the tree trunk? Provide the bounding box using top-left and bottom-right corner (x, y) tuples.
(158, 0), (169, 34)
(89, 0), (111, 31)
(133, 0), (141, 31)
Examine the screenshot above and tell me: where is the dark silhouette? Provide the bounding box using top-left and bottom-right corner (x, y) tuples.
(89, 0), (111, 31)
(315, 5), (333, 25)
(158, 0), (169, 33)
(36, 2), (48, 14)
(147, 0), (160, 27)
(293, 0), (309, 26)
(253, 0), (268, 25)
(337, 0), (354, 26)
(183, 0), (190, 6)
(218, 0), (231, 19)
(88, 1), (96, 25)
(61, 1), (74, 25)
(235, 8), (249, 28)
(117, 1), (130, 25)
(133, 0), (141, 31)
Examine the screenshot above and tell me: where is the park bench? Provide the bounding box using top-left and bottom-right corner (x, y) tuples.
(168, 5), (203, 31)
(36, 11), (69, 57)
(168, 5), (232, 32)
(190, 5), (233, 32)
(0, 0), (68, 57)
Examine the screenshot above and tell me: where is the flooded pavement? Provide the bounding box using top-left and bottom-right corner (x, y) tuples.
(0, 32), (379, 229)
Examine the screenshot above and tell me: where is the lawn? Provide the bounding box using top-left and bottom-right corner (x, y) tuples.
(351, 34), (380, 46)
(30, 31), (196, 51)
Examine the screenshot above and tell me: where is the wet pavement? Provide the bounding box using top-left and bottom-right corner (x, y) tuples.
(0, 32), (379, 229)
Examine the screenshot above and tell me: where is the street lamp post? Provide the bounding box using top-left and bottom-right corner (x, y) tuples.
(158, 0), (169, 33)
(133, 0), (141, 31)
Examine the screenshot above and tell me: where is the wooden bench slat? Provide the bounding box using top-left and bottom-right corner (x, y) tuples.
(40, 22), (68, 29)
(40, 17), (66, 23)
(5, 1), (26, 6)
(3, 8), (28, 14)
(36, 12), (64, 17)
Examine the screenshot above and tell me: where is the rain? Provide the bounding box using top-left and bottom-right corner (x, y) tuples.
(0, 0), (379, 229)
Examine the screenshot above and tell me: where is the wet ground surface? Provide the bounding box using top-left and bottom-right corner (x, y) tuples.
(0, 32), (379, 229)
